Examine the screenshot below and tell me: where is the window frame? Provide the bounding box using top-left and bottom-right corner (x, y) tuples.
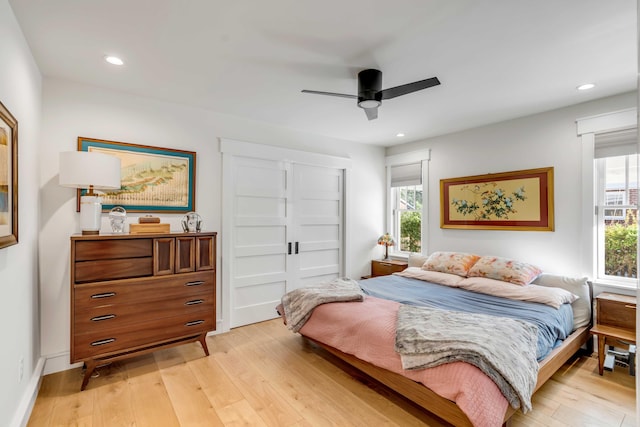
(577, 108), (638, 290)
(385, 149), (430, 258)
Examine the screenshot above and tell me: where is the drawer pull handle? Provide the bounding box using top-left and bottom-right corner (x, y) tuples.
(91, 338), (115, 346)
(380, 263), (392, 266)
(91, 292), (116, 299)
(91, 314), (116, 322)
(185, 299), (204, 306)
(185, 320), (204, 327)
(185, 281), (205, 287)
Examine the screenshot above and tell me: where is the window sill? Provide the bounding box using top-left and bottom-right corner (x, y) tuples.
(592, 278), (638, 293)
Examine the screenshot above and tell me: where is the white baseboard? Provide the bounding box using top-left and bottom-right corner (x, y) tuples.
(43, 351), (82, 376)
(10, 356), (45, 427)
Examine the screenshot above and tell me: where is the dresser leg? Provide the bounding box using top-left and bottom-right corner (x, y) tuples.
(81, 360), (97, 391)
(198, 333), (210, 356)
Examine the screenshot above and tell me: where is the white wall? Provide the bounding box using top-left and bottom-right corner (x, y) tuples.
(39, 78), (385, 373)
(387, 92), (637, 278)
(0, 1), (42, 426)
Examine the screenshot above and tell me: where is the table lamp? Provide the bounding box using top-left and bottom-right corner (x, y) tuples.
(59, 151), (121, 235)
(377, 233), (395, 260)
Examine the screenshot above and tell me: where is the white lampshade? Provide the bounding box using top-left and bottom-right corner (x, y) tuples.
(59, 151), (121, 234)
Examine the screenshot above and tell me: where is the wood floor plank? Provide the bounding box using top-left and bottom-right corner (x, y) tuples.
(91, 380), (136, 427)
(212, 341), (305, 426)
(125, 358), (181, 427)
(157, 360), (224, 427)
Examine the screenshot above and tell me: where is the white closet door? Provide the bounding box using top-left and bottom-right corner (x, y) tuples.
(222, 139), (350, 330)
(291, 163), (343, 290)
(229, 156), (292, 327)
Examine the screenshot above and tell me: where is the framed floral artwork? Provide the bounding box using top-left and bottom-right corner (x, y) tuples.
(440, 167), (554, 231)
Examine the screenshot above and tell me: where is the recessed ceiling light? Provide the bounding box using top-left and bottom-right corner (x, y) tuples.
(396, 133), (405, 137)
(577, 83), (595, 91)
(104, 56), (124, 66)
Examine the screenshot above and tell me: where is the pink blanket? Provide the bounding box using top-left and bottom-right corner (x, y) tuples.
(299, 296), (509, 427)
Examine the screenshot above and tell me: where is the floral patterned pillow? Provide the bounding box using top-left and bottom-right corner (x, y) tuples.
(422, 251), (481, 277)
(467, 256), (542, 286)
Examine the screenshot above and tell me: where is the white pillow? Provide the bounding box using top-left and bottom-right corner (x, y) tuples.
(408, 254), (429, 268)
(531, 274), (591, 329)
(457, 276), (578, 309)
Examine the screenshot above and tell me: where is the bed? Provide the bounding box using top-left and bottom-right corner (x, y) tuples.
(279, 253), (593, 427)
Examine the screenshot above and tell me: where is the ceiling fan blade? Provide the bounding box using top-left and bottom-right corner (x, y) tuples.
(301, 90), (357, 99)
(379, 77), (441, 100)
(364, 107), (378, 120)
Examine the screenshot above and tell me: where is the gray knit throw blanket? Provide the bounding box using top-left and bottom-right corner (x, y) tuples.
(395, 305), (539, 412)
(280, 278), (364, 333)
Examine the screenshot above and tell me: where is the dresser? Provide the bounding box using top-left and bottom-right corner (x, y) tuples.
(70, 231), (216, 390)
(590, 292), (636, 375)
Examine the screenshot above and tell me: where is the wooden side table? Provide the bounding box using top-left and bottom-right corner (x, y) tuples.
(590, 292), (636, 375)
(371, 259), (408, 277)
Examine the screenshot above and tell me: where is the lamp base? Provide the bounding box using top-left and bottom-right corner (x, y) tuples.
(81, 230), (100, 235)
(80, 195), (103, 234)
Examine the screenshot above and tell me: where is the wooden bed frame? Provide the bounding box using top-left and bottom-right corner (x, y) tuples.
(299, 282), (594, 427)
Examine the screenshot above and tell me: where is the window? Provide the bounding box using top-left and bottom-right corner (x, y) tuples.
(596, 153), (638, 282)
(386, 157), (428, 255)
(392, 184), (423, 253)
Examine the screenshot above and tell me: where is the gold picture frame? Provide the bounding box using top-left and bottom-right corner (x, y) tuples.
(77, 137), (196, 213)
(0, 100), (18, 249)
(440, 167), (554, 231)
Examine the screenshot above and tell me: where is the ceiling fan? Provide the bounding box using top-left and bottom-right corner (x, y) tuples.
(301, 69), (440, 120)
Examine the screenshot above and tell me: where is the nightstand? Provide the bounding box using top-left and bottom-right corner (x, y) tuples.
(590, 292), (637, 375)
(371, 259), (408, 277)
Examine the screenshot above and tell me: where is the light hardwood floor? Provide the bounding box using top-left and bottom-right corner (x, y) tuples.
(28, 319), (636, 426)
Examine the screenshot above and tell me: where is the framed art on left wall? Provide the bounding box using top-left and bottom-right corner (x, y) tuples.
(0, 100), (18, 249)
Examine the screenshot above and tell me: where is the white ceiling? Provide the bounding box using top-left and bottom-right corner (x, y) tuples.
(9, 0), (637, 146)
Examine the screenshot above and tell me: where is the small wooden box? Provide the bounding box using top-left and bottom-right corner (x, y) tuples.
(129, 223), (170, 234)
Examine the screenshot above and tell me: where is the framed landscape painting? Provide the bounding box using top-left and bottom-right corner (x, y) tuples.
(0, 101), (18, 249)
(77, 137), (196, 213)
(440, 167), (554, 231)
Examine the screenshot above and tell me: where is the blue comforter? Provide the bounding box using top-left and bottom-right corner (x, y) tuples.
(359, 275), (573, 361)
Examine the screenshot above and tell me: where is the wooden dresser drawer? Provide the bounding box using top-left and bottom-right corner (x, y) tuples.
(75, 239), (153, 261)
(74, 271), (214, 311)
(371, 259), (408, 277)
(72, 312), (215, 361)
(74, 293), (214, 334)
(75, 257), (154, 283)
(597, 293), (636, 332)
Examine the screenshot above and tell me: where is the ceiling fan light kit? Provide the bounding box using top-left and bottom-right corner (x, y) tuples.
(302, 68), (440, 121)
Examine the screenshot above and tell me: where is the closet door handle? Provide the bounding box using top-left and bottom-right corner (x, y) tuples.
(295, 242), (299, 254)
(288, 242), (292, 255)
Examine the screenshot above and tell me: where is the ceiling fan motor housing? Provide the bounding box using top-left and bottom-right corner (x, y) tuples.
(358, 69), (383, 107)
